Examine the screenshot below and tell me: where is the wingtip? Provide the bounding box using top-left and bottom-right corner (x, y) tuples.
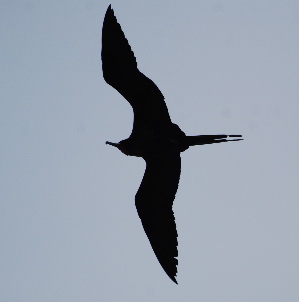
(172, 277), (178, 285)
(161, 265), (178, 284)
(106, 4), (113, 15)
(107, 4), (113, 13)
(166, 264), (178, 284)
(104, 5), (114, 23)
(162, 260), (178, 284)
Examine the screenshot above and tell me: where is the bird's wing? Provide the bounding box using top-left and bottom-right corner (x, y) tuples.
(102, 6), (172, 136)
(135, 153), (181, 284)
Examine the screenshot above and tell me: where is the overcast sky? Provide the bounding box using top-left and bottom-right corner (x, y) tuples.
(1, 1), (299, 301)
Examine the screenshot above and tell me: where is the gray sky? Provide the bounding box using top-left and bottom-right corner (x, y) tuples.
(1, 0), (299, 301)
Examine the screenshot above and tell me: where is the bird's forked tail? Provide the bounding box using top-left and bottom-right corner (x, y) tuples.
(186, 134), (242, 146)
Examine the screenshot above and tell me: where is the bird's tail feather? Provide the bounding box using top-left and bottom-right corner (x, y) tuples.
(186, 134), (242, 146)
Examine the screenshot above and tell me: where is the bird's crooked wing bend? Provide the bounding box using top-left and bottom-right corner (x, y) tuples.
(135, 153), (181, 284)
(102, 6), (172, 136)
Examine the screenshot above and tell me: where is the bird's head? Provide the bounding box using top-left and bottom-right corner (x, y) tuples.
(106, 141), (129, 155)
(106, 140), (140, 156)
(106, 139), (143, 157)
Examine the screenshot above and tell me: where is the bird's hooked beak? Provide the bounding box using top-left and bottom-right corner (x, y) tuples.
(106, 141), (131, 156)
(106, 141), (120, 148)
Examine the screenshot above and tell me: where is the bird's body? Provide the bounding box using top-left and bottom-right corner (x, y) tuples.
(107, 122), (188, 158)
(102, 5), (242, 284)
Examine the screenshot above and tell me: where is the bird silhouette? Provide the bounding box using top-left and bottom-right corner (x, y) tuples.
(102, 5), (242, 284)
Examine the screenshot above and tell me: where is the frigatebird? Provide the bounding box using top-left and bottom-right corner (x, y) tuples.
(102, 5), (242, 284)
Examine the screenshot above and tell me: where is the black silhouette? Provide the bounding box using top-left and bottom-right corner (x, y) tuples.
(102, 5), (242, 284)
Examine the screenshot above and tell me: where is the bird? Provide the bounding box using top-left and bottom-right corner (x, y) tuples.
(102, 5), (242, 284)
